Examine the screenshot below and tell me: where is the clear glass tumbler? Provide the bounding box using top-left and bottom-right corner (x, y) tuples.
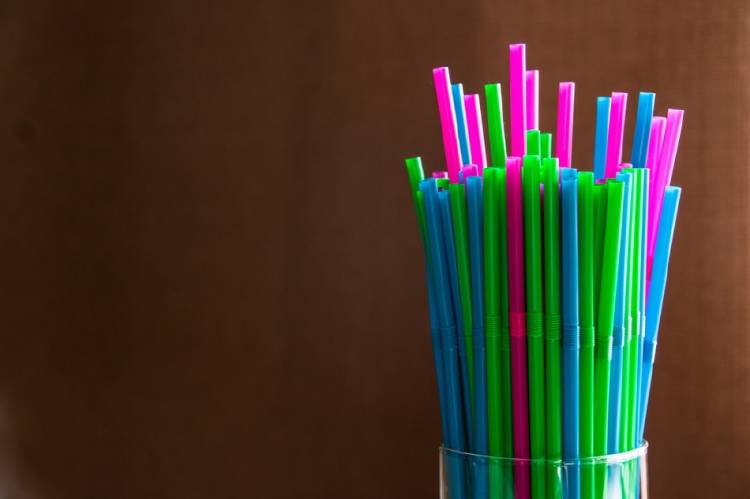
(440, 442), (648, 499)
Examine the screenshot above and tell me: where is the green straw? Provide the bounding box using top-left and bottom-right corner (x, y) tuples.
(485, 84), (508, 168)
(449, 183), (475, 409)
(542, 158), (563, 499)
(593, 183), (608, 325)
(540, 133), (552, 159)
(523, 155), (546, 499)
(594, 180), (625, 499)
(578, 171), (595, 499)
(527, 130), (541, 157)
(484, 167), (505, 498)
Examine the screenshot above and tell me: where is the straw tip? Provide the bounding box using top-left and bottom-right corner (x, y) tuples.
(509, 43), (526, 51)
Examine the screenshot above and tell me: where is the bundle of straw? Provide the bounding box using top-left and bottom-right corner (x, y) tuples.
(405, 43), (682, 499)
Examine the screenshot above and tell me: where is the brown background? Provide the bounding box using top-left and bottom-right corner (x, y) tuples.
(0, 0), (748, 497)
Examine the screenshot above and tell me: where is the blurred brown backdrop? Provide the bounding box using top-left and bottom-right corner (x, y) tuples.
(0, 0), (747, 497)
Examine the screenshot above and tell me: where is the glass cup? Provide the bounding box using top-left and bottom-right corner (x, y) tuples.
(440, 442), (648, 499)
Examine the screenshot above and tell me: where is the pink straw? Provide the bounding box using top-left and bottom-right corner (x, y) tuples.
(432, 171), (449, 179)
(604, 92), (628, 179)
(525, 69), (539, 130)
(462, 164), (479, 178)
(506, 156), (531, 499)
(556, 82), (575, 167)
(647, 109), (684, 278)
(645, 116), (667, 188)
(464, 94), (488, 171)
(509, 44), (527, 157)
(432, 67), (462, 183)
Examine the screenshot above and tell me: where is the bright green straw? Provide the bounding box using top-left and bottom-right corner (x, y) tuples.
(593, 183), (608, 325)
(594, 180), (625, 499)
(542, 158), (563, 499)
(523, 155), (546, 499)
(619, 168), (641, 452)
(498, 168), (515, 497)
(578, 172), (595, 499)
(540, 133), (552, 159)
(449, 183), (475, 409)
(527, 130), (541, 157)
(485, 84), (508, 168)
(484, 167), (505, 498)
(622, 168), (644, 450)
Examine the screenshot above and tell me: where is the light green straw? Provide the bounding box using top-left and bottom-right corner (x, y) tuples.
(485, 84), (508, 168)
(578, 171), (595, 499)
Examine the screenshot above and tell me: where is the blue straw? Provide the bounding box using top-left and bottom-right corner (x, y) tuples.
(466, 176), (488, 499)
(608, 171), (632, 453)
(453, 83), (473, 166)
(630, 92), (655, 168)
(421, 179), (468, 499)
(561, 168), (580, 499)
(439, 190), (474, 447)
(593, 97), (611, 181)
(638, 187), (681, 441)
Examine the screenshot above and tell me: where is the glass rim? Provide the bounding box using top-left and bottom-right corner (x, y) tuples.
(441, 440), (648, 466)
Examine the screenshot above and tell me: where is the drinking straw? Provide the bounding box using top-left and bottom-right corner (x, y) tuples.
(540, 133), (552, 160)
(465, 94), (488, 171)
(452, 83), (473, 166)
(561, 168), (580, 499)
(620, 168), (644, 451)
(638, 186), (681, 441)
(497, 167), (516, 498)
(507, 157), (531, 499)
(467, 176), (489, 498)
(593, 180), (625, 499)
(433, 68), (462, 183)
(484, 167), (506, 499)
(645, 118), (666, 173)
(593, 97), (611, 181)
(527, 130), (541, 157)
(405, 158), (450, 441)
(433, 171), (449, 179)
(635, 170), (649, 448)
(604, 92), (627, 179)
(592, 184), (608, 325)
(630, 92), (655, 168)
(449, 184), (475, 415)
(647, 109), (684, 280)
(618, 170), (638, 453)
(577, 171), (595, 499)
(509, 44), (527, 157)
(421, 178), (468, 499)
(543, 158), (563, 499)
(439, 190), (474, 447)
(608, 172), (633, 454)
(526, 70), (539, 130)
(644, 117), (666, 205)
(556, 82), (575, 167)
(523, 155), (546, 499)
(485, 84), (508, 168)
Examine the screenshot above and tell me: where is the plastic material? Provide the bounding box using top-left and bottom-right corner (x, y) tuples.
(509, 45), (527, 157)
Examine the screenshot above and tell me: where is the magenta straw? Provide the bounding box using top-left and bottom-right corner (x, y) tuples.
(433, 67), (462, 183)
(509, 44), (527, 157)
(604, 92), (628, 179)
(525, 69), (539, 130)
(647, 109), (684, 278)
(462, 164), (479, 178)
(645, 116), (667, 190)
(556, 82), (575, 167)
(464, 94), (488, 171)
(506, 157), (531, 499)
(432, 171), (449, 179)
